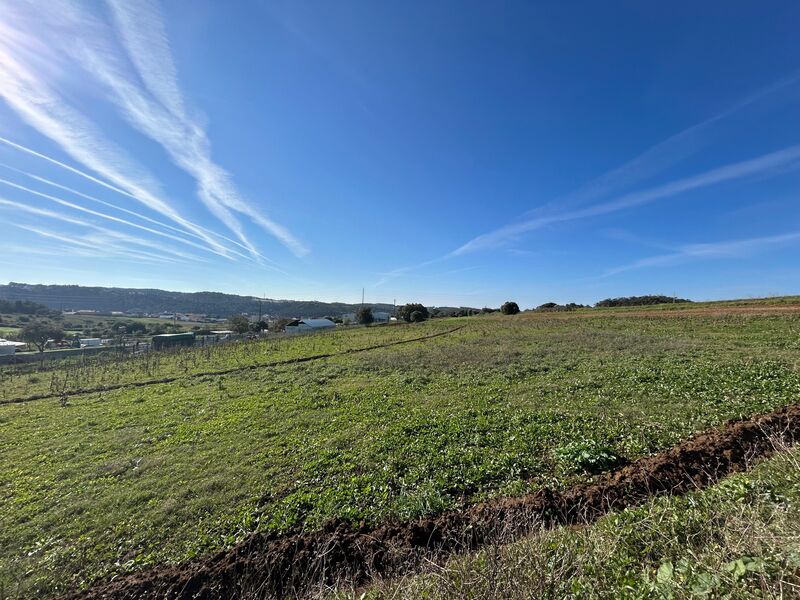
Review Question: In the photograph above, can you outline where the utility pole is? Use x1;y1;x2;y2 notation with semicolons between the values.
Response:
361;287;365;307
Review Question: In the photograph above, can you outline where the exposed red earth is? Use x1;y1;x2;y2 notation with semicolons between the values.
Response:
66;402;800;600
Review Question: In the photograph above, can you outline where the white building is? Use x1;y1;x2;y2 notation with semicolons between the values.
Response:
0;339;26;356
285;318;336;334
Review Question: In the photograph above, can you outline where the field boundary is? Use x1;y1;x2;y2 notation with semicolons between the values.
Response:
0;325;465;406
66;402;800;600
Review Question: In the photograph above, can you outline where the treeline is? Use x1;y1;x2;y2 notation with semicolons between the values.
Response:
594;295;692;308
535;302;588;312
0;299;53;315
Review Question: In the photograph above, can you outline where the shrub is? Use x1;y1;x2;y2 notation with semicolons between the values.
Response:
409;310;424;323
20;320;64;352
356;307;374;325
397;303;429;322
553;439;622;475
227;314;251;334
500;301;520;315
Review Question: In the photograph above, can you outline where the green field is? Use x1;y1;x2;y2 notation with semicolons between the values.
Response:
0;313;205;343
2;303;800;597
367;444;800;599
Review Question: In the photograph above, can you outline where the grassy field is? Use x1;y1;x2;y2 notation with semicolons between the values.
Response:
1;303;800;597
0;313;205;342
364;444;800;599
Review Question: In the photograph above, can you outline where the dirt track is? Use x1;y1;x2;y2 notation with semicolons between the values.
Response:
66;402;800;600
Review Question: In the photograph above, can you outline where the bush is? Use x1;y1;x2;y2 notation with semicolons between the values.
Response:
20;320;64;352
553;439;623;475
227;314;251;334
500;301;520;315
409;310;424;323
397;303;429;322
356;307;374;325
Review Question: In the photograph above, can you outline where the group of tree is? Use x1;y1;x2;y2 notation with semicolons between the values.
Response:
535;302;587;312
397;303;430;322
227;314;253;334
594;295;692;308
20;320;65;352
500;301;520;315
0;299;55;316
429;307;482;318
356;306;375;325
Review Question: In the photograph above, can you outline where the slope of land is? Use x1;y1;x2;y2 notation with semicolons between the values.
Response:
1;299;800;598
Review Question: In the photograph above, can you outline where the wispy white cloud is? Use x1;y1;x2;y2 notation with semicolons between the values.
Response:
451;72;800;256
0;16;234;258
0;0;306;262
451;144;800;256
0;168;270;265
93;0;308;257
0;139;270;262
16;224;185;265
603;230;800;277
0;196;203;263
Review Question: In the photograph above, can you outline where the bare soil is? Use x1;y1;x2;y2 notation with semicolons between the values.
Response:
66;402;800;600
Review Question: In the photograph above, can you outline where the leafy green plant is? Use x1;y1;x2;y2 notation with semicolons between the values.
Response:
552;439;623;474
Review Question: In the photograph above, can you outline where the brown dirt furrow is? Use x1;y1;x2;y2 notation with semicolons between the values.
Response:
0;326;464;406
66;402;800;600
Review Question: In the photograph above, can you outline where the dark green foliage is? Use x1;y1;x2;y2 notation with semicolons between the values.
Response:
536;302;586;312
356;307;375;325
553;439;623;474
19;320;64;352
398;303;429;322
595;295;692;308
227;314;251;334
0;298;52;315
501;301;520;315
110;321;147;334
410;310;424;322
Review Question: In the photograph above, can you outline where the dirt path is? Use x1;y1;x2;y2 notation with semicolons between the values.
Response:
65;402;800;600
0;326;465;406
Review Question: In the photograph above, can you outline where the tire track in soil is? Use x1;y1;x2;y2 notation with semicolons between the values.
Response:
66;402;800;600
0;326;465;406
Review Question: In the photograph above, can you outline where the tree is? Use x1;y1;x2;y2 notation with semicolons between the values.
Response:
409;310;425;323
500;301;520;315
20;320;64;352
397;303;429;322
356;306;374;325
227;314;251;334
253;320;269;332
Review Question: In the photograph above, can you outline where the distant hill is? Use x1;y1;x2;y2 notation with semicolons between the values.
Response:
0;283;395;319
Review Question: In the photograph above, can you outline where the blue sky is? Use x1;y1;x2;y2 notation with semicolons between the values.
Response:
0;1;799;308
